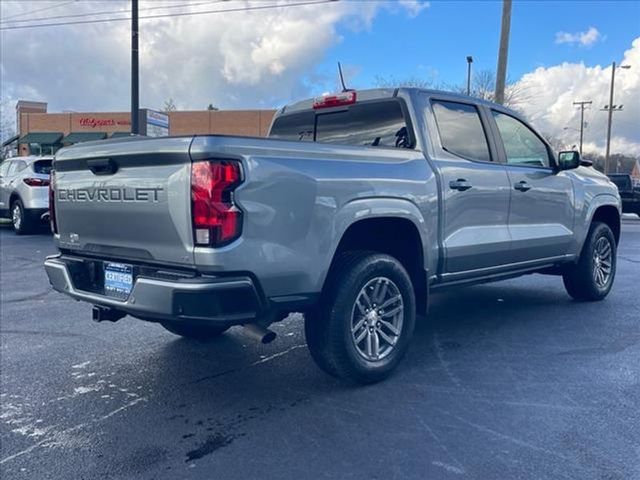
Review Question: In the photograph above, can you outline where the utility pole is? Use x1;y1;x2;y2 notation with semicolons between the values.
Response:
602;62;631;174
466;56;473;96
131;0;139;135
572;100;592;157
494;0;512;105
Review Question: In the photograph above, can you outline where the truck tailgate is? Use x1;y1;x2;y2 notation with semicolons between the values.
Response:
53;136;195;267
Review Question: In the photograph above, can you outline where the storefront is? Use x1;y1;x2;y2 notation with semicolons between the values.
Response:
8;100;276;157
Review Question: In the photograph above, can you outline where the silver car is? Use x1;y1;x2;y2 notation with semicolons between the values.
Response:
0;156;52;234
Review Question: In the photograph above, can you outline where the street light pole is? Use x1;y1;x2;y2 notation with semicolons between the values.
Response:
604;61;616;174
131;0;139;135
572;100;592;157
603;62;630;174
466;56;473;96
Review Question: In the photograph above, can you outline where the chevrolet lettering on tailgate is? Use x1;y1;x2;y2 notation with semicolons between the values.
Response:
57;187;163;202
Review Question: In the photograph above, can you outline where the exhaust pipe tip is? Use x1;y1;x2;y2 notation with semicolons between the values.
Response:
243;323;277;344
261;330;277;344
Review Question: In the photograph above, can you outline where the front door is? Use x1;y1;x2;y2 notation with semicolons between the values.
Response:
429;99;512;277
0;161;13;212
489;110;575;263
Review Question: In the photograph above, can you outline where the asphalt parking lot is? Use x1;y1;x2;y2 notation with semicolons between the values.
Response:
1;218;639;480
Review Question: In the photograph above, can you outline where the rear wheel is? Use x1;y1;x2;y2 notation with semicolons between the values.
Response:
161;322;229;340
562;221;617;301
11;199;34;235
305;251;416;384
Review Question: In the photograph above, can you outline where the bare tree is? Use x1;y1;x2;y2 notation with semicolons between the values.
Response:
374;69;530;110
445;69;530;110
373;75;434;89
1;100;16;143
1;100;17;159
163;98;177;113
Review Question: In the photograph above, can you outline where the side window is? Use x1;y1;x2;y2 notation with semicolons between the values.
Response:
492;111;551;168
431;100;492;162
15;161;28;173
7;162;20;176
0;162;11;177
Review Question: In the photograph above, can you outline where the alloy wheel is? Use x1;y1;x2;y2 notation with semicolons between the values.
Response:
593;236;613;288
351;276;404;361
12;204;22;231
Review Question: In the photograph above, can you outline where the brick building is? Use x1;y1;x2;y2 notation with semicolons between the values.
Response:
8;100;276;157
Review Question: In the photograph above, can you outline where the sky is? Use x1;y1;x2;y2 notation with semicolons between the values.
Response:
1;0;639;156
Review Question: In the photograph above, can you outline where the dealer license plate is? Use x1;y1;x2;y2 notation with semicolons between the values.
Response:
104;262;133;299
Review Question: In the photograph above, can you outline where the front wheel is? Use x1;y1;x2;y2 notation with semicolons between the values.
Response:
161;321;229;341
563;221;617;301
305;251;416;384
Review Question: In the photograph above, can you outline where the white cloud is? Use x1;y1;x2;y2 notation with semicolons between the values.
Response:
555;27;602;47
514;37;640;157
397;0;430;18
0;0;426;122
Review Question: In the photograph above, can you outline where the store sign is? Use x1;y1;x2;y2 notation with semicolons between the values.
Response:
78;117;131;129
145;110;169;137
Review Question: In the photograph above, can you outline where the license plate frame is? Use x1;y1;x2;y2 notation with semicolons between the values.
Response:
104;262;134;299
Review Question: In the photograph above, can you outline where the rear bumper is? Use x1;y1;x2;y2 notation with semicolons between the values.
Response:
44;255;262;325
20;186;49;210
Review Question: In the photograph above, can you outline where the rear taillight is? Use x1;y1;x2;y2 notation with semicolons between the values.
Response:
191;160;243;247
49;170;57;234
23;178;50;187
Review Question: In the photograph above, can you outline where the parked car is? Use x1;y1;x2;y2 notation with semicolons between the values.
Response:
0;156;52;234
607;173;640;217
44;88;621;383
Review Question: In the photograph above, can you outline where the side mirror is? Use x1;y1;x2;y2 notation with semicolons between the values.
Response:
557;151;581;170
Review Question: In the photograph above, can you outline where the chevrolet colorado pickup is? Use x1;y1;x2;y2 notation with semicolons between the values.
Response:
45;88;621;383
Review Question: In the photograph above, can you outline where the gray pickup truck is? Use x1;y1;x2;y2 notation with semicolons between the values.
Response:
45;88;621;383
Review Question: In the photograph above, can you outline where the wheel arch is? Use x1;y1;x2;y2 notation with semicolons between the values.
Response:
9;192;22;208
322;201;429;314
590;203;621;245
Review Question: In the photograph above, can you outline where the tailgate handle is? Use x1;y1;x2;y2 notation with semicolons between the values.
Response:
87;158;118;175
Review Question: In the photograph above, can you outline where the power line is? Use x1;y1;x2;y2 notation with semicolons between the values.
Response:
0;0;223;25
1;0;75;22
0;0;335;31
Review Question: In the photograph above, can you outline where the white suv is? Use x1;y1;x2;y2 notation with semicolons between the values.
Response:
0;156;52;234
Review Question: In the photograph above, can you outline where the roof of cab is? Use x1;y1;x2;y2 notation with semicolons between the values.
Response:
277;87;521;117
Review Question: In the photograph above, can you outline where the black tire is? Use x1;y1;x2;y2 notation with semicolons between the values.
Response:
304;251;416;384
161;322;229;341
11;199;33;235
562;221;617;301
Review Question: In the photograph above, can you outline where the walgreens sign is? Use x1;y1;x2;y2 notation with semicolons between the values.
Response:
78;117;131;128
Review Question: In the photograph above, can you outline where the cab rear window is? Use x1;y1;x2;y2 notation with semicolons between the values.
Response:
269;100;413;149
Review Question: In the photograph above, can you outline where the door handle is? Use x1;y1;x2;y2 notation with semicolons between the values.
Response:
514;181;532;192
449;179;472;191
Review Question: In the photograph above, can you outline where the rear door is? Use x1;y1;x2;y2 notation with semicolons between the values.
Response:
427;98;512;278
53;137;195;267
488;109;575;262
